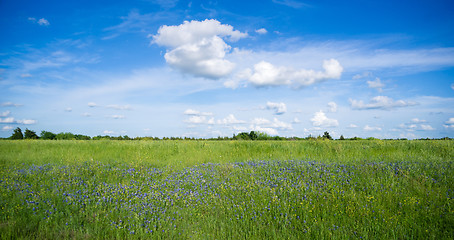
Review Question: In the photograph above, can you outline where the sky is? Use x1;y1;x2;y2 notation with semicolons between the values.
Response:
1;0;454;139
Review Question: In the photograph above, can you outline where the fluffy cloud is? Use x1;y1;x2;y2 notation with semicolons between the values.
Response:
451;83;454;90
245;59;343;88
350;96;418;110
443;118;454;129
250;125;279;136
367;78;385;92
310;111;339;127
327;102;337;113
251;117;292;130
217;114;245;125
347;124;359;128
152;19;248;79
266;101;287;115
184;115;214;124
364;125;382;131
255;28;268;34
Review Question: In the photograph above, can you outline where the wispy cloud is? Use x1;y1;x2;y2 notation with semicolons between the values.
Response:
350;96;418;110
272;0;309;9
2;102;22;107
367;78;385;92
28;17;50;26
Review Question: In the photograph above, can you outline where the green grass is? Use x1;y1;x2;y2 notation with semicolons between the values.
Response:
0;140;453;239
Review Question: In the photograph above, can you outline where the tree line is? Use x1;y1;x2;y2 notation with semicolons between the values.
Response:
2;127;451;141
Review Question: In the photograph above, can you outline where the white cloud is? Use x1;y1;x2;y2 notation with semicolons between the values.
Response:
152;19;248;79
451;83;454;90
2;126;13;131
251;118;270;125
292;117;300;123
310;111;339;127
184;115;215;125
327;102;337;113
420;124;435;131
106;104;132;110
2;102;22;107
364;125;382;131
0;111;11;117
65;107;72;112
444;118;454;129
109;115;125;119
16;119;37;125
367;78;385;92
38;18;50;26
217;114;245;125
411;118;427;123
255;28;268;34
245;59;343;88
183;109;213;116
270;118;292;130
350;96;418;110
400;119;435;131
266;101;287;115
251;125;279;136
250;117;292;130
103;130;115;135
81;112;91;117
0;117;15;123
347;124;359;128
88;102;97;107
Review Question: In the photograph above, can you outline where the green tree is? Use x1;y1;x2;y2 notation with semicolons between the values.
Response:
339;135;345;140
24;129;38;139
322;131;333;140
10;127;24;139
40;131;56;140
249;131;258;140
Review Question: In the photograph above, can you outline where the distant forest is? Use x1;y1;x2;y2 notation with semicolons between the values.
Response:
2;127;452;141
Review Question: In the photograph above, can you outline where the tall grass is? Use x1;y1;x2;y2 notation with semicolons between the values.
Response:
0;140;453;239
0;140;452;168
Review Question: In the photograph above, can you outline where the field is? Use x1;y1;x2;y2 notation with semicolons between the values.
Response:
0;140;453;239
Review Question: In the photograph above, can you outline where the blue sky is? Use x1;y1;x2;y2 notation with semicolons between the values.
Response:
1;0;454;139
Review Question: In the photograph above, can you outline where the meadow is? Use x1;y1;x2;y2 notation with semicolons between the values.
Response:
0;140;453;239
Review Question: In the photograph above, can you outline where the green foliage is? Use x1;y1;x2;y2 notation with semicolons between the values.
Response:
322;131;333;140
339;135;345;140
10;127;23;139
40;131;56;140
55;132;76;140
24;129;39;139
